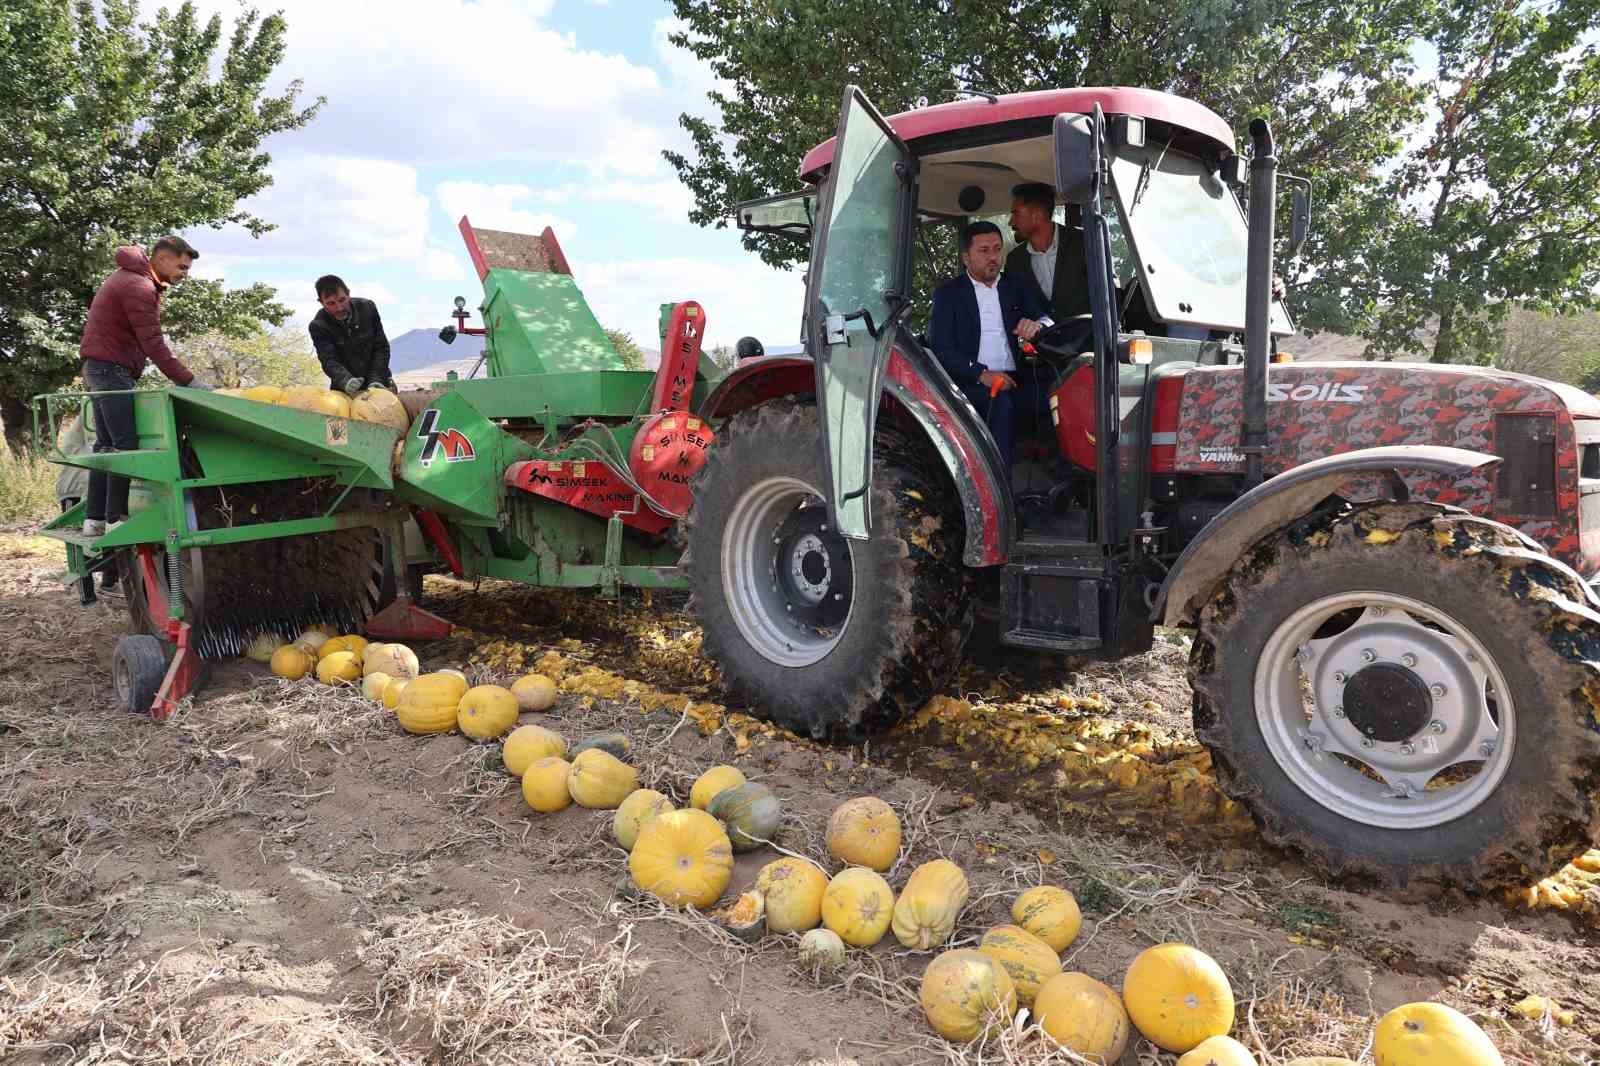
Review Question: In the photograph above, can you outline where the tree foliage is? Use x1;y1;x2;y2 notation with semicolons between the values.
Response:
1355;0;1600;362
665;0;1600;367
604;328;648;371
0;0;320;442
173;328;321;389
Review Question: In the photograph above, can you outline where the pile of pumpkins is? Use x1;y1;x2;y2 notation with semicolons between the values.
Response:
215;383;410;429
502;744;1509;1065
251;633;1509;1064
252;624;566;738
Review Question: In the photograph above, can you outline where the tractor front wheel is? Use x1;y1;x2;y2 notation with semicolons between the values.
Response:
1191;503;1600;888
684;402;968;740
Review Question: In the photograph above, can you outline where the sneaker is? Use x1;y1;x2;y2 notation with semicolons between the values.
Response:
82;518;106;538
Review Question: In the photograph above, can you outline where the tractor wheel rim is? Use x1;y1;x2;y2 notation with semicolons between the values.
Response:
721;475;853;667
114;650;133;706
1254;590;1515;830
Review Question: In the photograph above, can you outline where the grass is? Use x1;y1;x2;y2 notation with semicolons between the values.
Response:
0;446;57;524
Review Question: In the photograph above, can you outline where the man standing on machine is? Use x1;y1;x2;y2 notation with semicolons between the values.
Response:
309;275;395;395
928;221;1049;471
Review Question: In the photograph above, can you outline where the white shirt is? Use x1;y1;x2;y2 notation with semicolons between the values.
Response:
1028;224;1060;300
969;272;1014;372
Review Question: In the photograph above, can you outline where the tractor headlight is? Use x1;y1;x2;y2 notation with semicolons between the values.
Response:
453;295;467;311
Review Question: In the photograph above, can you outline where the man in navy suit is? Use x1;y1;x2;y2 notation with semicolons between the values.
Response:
928;221;1051;470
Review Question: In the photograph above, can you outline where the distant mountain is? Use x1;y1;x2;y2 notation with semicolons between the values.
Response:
387;328;484;375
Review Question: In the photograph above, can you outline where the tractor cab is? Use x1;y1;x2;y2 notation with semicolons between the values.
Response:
739;87;1298;557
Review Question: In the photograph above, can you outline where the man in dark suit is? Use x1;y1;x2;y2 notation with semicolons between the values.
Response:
1006;182;1089;321
928;221;1051;470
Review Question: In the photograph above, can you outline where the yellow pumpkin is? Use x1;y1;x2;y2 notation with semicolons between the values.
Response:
821;866;895;947
364;642;419;679
362;671;393;701
350;387;409;429
282;384;352;418
614;788;674;851
438;668;468;683
978;925;1060;1006
382;678;409;710
1373;1003;1504;1066
215;386;245;397
521;756;572;812
269;643;315;680
457;685;519;740
1123;943;1236;1053
1035;972;1131;1062
1284;1059;1360;1066
690;764;746;810
395;672;468;735
241;385;285;404
1179;1035;1258;1066
567;748;639;808
1012;885;1082;952
245;630;285;662
628;808;733;909
318;634;368;663
891;859;969;950
315;650;362;685
511;673;558;711
755;857;829;934
503;724;566;776
919;948;1017;1042
293;629;330;656
825;796;900;872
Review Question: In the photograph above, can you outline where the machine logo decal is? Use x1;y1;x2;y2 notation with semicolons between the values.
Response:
415;408;476;466
1266;382;1368;403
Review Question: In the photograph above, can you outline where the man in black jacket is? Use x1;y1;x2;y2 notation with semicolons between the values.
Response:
928;221;1050;471
1005;182;1090;321
309;275;395;394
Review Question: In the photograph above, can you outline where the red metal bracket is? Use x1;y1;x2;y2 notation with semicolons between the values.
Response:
366;596;453;641
412;507;465;577
135;544;202;721
654;301;705;413
504;458;674;534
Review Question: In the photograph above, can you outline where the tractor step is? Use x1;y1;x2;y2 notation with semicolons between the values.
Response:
1002;563;1105;648
1000;627;1102;652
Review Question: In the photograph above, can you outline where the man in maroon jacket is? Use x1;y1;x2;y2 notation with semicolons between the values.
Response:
77;236;208;537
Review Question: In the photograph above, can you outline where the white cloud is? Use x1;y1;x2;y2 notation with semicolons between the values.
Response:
435;181;579;243
576;256;803;355
175;0;668;173
198;154;430;266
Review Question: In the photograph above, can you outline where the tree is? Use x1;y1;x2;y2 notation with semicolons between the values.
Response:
162;279;292;343
173;328;322;389
1489;305;1600;386
664;0;1430;329
604;328;648;371
0;0;321;444
1344;0;1600;363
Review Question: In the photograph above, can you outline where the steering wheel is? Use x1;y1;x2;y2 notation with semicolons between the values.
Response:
1024;315;1094;362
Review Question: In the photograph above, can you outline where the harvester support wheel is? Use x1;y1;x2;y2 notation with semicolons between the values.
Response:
685;402;968;740
1190;501;1600;888
114;634;168;716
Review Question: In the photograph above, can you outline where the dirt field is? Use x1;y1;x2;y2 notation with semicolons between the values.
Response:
2;527;1598;1065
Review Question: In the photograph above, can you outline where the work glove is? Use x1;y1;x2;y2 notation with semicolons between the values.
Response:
187;379;216;391
342;377;364;396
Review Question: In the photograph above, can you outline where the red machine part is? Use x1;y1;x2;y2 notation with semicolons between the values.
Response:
1051;365;1098;471
505;457;676;535
628;412;716;516
654;301;706;413
133;544;203;721
1147;374;1185;474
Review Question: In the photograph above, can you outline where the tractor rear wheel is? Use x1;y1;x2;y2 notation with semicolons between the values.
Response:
685;402;968;740
1190;502;1600;888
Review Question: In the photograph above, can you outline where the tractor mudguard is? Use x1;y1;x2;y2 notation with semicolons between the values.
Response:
696;346;1010;567
1154;445;1502;627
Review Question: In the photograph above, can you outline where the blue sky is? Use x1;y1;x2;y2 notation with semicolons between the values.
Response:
179;0;805;354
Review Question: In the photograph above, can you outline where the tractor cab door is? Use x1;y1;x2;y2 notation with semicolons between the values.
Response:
805;85;916;540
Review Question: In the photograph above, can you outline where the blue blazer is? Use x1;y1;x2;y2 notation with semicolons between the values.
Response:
928;272;1048;387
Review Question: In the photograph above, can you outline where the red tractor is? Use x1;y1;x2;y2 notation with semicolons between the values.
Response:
681;86;1600;888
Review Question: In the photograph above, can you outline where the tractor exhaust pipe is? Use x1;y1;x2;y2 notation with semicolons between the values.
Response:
1242;118;1276;489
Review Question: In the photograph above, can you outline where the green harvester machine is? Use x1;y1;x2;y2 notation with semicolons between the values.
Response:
39;218;720;717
